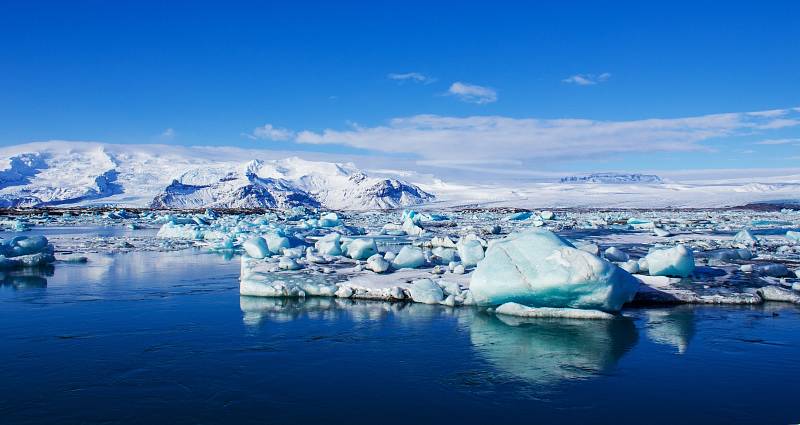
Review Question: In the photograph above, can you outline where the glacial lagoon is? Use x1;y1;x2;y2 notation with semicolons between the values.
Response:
1;219;799;424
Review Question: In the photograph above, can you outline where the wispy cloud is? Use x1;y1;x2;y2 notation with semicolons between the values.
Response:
387;72;435;84
446;82;497;104
562;72;611;86
248;124;295;141
290;107;800;164
754;138;800;145
158;128;176;141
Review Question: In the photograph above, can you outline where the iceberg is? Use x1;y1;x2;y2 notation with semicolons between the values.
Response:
754;263;792;278
469;229;639;311
0;235;56;269
576;243;600;256
430;247;457;264
5;235;49;256
653;227;672;237
365;254;390;273
604;246;629;262
505;211;532;221
757;286;800;303
457;239;485;267
347;238;378;260
402;217;425;236
619;260;640;274
733;228;758;246
391;246;425;269
409;279;444;304
644;245;695;277
318;212;341;228
708;248;751;262
263;232;291;255
242;237;269;259
278;256;302;270
315;233;342;256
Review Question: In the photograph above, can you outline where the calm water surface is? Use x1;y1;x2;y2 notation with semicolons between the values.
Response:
1;244;799;424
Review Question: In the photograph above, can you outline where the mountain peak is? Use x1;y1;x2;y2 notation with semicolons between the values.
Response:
0;142;434;210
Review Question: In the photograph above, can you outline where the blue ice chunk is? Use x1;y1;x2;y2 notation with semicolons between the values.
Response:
409;279;444;304
315;233;342;256
242;237;269;259
391;246;425;269
644;245;695;277
347;238;378;260
505;211;532;221
469;229;639;312
733;229;758;246
457;239;485;267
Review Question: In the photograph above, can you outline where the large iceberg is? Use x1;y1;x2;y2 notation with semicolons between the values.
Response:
469;229;639;311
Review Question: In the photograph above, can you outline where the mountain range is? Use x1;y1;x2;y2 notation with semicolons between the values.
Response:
2;141;800;209
0;142;433;209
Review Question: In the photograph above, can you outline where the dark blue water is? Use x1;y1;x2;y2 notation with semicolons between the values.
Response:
1;249;799;424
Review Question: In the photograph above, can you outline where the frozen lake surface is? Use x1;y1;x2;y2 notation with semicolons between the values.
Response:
1;236;799;424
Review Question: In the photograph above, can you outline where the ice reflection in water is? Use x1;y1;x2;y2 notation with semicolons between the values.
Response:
645;306;696;354
241;296;641;386
0;267;52;290
240;296;465;326
470;313;638;385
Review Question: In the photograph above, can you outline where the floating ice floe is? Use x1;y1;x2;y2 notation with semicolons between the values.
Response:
494;302;614;320
756;285;800;303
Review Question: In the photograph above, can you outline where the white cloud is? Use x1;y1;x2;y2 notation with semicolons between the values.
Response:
562;72;611;86
292;107;800;164
249;124;295;141
755;138;800;145
446;82;497;104
159;128;176;141
387;72;435;84
416;159;523;167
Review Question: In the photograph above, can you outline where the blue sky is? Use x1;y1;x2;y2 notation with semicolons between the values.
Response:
1;1;799;180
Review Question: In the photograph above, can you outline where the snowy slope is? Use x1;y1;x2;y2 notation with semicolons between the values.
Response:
0;142;434;209
1;141;799;209
418;179;800;209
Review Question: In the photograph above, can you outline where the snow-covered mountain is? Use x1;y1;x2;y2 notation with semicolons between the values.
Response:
0;142;434;210
149;157;433;209
559;173;663;184
2;141;800;210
